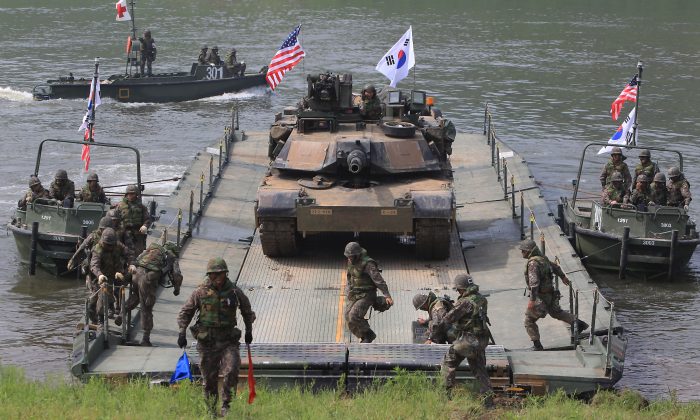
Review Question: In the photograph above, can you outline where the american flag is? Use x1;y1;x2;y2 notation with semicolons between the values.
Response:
610;75;638;121
266;24;305;91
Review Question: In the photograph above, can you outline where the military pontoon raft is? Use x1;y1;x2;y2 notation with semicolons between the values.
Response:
71;106;626;396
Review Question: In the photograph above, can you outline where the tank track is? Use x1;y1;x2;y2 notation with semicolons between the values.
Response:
414;218;451;260
259;217;299;257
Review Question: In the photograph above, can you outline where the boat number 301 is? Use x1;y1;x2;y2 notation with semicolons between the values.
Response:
206;66;224;80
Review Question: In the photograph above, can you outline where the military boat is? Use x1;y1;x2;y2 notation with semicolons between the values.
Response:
7;139;143;275
558;143;699;279
259;72;456;259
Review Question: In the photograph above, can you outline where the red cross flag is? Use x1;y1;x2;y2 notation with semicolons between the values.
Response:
115;0;131;22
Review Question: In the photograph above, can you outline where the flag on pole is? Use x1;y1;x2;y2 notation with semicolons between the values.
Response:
610;75;638;121
78;63;101;171
266;24;305;91
598;108;637;154
246;344;256;404
170;350;193;384
115;0;131;22
376;26;415;87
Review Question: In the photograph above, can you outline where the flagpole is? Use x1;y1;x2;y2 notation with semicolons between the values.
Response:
87;58;99;142
129;0;137;41
631;60;643;146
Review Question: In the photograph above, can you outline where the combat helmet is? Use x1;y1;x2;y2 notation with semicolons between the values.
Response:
412;293;430;310
638;149;651;158
163;241;180;257
126;184;140;194
519;239;538;253
610;172;624;182
653;173;666;183
212;45;219;51
636;174;649;183
454;273;475;290
667;167;681;178
101;227;117;245
87;172;99;182
610;147;623;156
143;29;151;37
107;208;121;222
201;44;208;50
28;175;41;187
344;241;363;257
98;217;112;229
206;257;228;274
362;84;376;95
55;169;68;180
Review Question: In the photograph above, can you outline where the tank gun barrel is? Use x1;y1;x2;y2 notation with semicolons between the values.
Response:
347;150;366;174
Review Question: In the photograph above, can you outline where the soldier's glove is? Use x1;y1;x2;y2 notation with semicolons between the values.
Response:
561;276;571;286
245;330;253;344
177;332;187;349
139;225;148;234
98;274;108;285
128;264;137;274
173;288;180;296
684;205;689;212
115;272;124;281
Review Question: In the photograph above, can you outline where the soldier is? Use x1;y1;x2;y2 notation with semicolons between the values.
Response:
626;174;652;211
359;84;382;120
633;149;659;186
344;242;393;343
206;45;223;66
600;147;632;191
106;208;134;251
18;175;50;210
123;242;182;346
602;172;629;206
198;45;208;65
139;29;156;76
77;172;108;203
177;258;255;417
666;166;692;211
413;292;456;344
649;172;668;206
48;169;75;208
224;47;246;76
117;184;152;257
89;228;133;324
520;239;588;351
67;216;113;288
435;274;493;406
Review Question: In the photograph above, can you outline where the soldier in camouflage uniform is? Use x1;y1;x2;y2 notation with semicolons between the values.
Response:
633;149;659;186
106;208;134;251
600;147;632;191
344;242;394;343
117;184;152;258
435;274;493;406
18;175;49;210
177;258;255;417
206;45;223;66
123;242;182;346
197;45;208;65
224;47;246;76
359;84;382;120
67;216;113;293
77;172;108;203
48;169;75;208
520;239;588;351
626;174;652;211
602;172;629;205
139;30;156;76
666;166;692;211
413;292;456;344
89;228;133;324
649;172;668;206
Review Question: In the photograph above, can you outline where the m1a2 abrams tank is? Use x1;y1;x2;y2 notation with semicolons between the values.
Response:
256;72;457;259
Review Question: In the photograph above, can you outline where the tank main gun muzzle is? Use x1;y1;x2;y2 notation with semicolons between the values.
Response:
347;150;367;174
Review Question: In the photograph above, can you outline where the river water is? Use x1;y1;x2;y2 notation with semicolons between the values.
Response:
0;0;698;400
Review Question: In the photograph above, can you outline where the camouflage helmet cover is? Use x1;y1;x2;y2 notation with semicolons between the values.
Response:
653;172;666;183
344;241;363;257
519;239;537;252
55;169;68;180
412;293;430;310
610;146;623;155
163;241;180;256
611;172;624;182
638;149;651;158
28;175;41;187
126;184;139;194
454;273;475;289
206;257;228;273
101;227;117;245
212;45;219;50
667;166;681;178
98;217;112;229
636;174;649;183
363;84;376;94
87;171;99;182
106;208;121;221
201;44;208;50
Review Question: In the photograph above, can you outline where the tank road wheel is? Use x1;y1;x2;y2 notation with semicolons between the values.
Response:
259;218;299;257
414;219;451;260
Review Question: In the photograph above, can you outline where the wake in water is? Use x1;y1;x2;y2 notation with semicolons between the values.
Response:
0;87;32;102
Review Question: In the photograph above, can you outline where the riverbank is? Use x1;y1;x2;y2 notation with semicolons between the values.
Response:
1;365;698;419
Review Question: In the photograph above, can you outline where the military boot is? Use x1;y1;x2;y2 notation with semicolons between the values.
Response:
530;340;544;351
140;332;152;347
114;315;122;326
360;330;376;343
220;403;229;417
573;319;589;333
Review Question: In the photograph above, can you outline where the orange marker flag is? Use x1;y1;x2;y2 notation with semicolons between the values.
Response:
247;343;256;404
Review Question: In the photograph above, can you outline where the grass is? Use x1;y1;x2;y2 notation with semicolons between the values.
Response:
1;365;699;419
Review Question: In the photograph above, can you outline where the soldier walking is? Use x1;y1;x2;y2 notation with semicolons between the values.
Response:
123;242;182;346
177;258;255;417
48;169;75;207
67;216;113;292
413;292;456;344
90;228;133;324
520;239;588;351
435;274;493;406
117;184;152;257
344;242;393;343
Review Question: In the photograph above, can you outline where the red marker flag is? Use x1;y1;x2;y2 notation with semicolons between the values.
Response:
247;343;256;404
